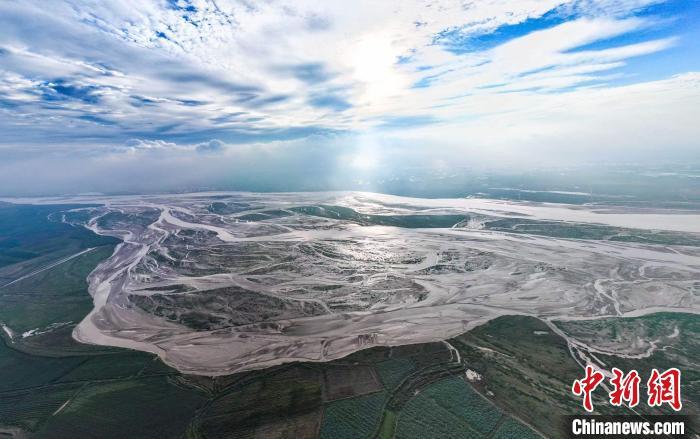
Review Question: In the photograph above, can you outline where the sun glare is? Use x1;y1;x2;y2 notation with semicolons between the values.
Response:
350;152;379;169
348;32;407;103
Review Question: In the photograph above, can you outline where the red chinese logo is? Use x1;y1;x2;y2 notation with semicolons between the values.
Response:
609;367;640;408
647;368;682;411
572;365;605;412
572;367;682;412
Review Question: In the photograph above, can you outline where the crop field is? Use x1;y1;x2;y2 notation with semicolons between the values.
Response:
428;378;503;434
0;203;116;270
198;367;323;439
396;392;479;438
375;358;416;390
0;245;115;335
401;343;452;369
0;341;85;392
34;377;207;439
319;391;388;439
0;384;82;431
54;352;162;383
394;377;505;438
449;316;583;438
323;365;383;401
492;418;541;439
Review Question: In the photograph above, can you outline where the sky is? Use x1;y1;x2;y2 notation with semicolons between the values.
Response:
0;0;699;195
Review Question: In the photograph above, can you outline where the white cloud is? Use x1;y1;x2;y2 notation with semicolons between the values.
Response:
391;73;700;163
120;138;179;153
1;1;675;132
196;139;226;153
0;0;696;183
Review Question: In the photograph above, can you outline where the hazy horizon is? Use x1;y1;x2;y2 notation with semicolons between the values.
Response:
1;0;699;196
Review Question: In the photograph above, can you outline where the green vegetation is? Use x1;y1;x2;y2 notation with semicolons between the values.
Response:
0;341;85;392
35;377;206;439
0;203;116;269
207;201;251;214
55;353;159;383
96;209;160;230
449;316;582;438
0;246;115;334
483;217;700;246
291;205;467;228
0;258;204;438
375;358;416;390
237;209;293;221
0;203;119;347
555;313;700;416
0;384;83;432
198;367;323;439
492;418;541;439
316;340;538;439
395;377;502;438
450;314;700;438
323;365;383;400
377;410;397;439
320;391;387;439
0;204;207;438
556;312;699;359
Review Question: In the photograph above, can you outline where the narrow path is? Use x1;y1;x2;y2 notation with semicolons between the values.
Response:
0;247;95;289
442;340;461;364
